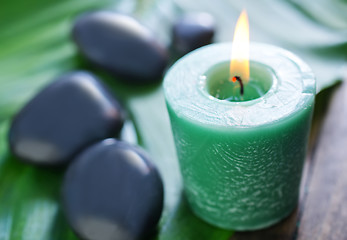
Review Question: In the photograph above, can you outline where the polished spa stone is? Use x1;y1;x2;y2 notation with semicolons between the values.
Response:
72;11;169;84
172;13;215;57
62;139;164;240
9;71;125;166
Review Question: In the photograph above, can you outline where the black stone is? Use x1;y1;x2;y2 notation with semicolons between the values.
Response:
72;11;169;84
9;71;125;166
62;139;164;240
172;13;215;57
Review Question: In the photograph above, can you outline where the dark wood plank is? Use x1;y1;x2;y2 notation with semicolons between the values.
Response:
297;82;347;240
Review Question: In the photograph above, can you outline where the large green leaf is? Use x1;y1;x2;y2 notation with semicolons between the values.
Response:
0;122;77;240
0;0;346;239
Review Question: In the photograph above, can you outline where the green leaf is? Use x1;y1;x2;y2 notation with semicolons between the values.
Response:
0;121;77;240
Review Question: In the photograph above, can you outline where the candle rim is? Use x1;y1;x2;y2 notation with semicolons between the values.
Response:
164;42;316;128
200;60;277;104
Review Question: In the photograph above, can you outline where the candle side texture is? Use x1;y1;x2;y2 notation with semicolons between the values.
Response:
166;102;313;230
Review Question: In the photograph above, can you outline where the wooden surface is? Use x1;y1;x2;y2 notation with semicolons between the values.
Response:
230;82;347;240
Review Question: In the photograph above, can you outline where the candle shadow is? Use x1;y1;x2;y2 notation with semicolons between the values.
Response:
229;208;299;240
309;81;342;152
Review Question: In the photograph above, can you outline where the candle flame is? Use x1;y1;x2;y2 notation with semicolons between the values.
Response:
230;10;249;83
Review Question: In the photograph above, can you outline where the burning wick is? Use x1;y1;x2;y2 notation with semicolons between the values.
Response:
231;75;244;96
229;10;249;97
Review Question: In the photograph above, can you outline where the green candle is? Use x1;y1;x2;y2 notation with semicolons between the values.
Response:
163;42;315;230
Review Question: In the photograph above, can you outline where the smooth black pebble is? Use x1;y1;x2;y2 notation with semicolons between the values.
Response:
9;71;125;166
172;13;215;57
62;139;164;240
72;11;169;84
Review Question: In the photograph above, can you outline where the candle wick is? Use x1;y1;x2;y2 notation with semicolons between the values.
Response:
232;76;244;96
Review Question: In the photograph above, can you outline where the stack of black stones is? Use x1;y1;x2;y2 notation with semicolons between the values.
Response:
8;10;215;240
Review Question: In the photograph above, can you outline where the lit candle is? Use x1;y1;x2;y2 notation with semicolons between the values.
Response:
163;11;315;230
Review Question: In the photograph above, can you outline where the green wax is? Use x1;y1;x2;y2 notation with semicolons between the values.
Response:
164;43;315;230
205;61;273;101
